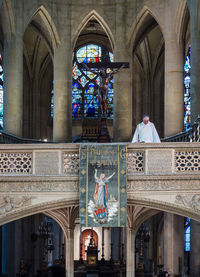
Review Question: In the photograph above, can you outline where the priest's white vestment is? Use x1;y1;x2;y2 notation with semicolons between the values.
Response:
132;121;161;143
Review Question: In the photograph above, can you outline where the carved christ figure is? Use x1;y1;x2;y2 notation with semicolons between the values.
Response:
83;64;124;117
93;168;115;208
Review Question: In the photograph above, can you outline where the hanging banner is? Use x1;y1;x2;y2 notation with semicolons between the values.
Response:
80;144;126;227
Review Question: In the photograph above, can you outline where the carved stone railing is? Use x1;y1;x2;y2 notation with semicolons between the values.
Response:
0;143;199;176
162;117;200;142
1;143;200;225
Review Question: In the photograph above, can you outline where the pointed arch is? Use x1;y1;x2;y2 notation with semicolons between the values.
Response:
127;6;164;53
174;0;190;46
1;0;15;41
72;10;115;51
0;199;79;226
128;197;200;223
45;206;79;237
24;5;60;53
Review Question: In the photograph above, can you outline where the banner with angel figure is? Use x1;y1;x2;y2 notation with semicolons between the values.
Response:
80;144;126;227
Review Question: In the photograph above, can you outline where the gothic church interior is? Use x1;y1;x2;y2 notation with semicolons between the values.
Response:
0;1;199;277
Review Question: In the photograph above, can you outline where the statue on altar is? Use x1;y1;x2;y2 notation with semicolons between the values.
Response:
85;232;99;265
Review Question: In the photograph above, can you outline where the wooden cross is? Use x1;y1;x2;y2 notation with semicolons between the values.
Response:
78;47;129;118
78;47;129;142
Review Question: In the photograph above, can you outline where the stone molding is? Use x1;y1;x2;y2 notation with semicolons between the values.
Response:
0;143;200;225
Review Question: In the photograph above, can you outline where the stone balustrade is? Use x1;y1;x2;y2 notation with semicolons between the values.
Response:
0;142;199;176
0;142;200;225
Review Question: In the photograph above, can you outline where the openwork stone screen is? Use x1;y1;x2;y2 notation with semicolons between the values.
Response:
175;151;200;171
63;152;79;174
127;151;144;173
0;153;32;174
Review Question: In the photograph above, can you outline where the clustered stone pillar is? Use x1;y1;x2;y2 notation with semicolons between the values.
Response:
113;2;132;142
104;227;111;260
126;227;136;277
53;43;72;142
3;34;23;137
164;36;184;136
163;213;184;277
190;220;200;277
53;4;72;143
65;228;74;277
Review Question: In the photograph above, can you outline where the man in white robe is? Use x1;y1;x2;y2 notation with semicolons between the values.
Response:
132;115;161;143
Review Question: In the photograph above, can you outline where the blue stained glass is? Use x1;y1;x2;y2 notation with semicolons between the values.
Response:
95;76;101;86
76;44;101;63
185;226;190;252
86;70;97;79
79;75;88;87
72;44;114;119
72;82;82;118
51;91;54;118
184;46;191;131
184;56;191;73
109;52;114;62
185;218;190;252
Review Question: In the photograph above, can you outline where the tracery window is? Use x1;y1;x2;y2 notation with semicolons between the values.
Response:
185;217;190;252
72;44;114;119
184;46;191;131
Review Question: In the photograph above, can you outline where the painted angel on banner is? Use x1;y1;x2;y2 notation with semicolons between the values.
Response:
93;168;115;209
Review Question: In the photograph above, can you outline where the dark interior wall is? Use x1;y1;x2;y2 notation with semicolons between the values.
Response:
132;22;165;138
23;23;53;140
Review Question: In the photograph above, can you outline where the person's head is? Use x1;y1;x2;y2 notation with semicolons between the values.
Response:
100;173;105;180
143;115;150;125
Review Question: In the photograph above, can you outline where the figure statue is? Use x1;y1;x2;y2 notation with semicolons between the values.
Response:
83;64;124;117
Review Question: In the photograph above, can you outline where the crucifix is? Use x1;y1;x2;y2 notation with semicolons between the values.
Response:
78;47;129;142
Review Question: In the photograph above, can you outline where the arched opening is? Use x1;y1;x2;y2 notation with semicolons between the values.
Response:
72;16;114;142
0;213;65;276
134;212;194;277
81;229;98;260
23;11;54;140
132;13;164;138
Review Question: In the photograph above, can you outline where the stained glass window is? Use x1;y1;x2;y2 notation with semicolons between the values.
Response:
0;55;3;129
72;44;114;119
185;218;190;252
51;81;54;119
184;47;191;131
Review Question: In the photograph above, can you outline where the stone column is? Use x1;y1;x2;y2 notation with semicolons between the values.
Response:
53;4;72;142
113;2;132;142
104;227;111;260
164;37;184;136
163;213;184;277
3;34;23;137
187;0;200;123
65;228;74;277
126;227;136;277
190;220;200;277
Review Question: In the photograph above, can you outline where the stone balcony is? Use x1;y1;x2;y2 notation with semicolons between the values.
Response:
0;142;200;225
